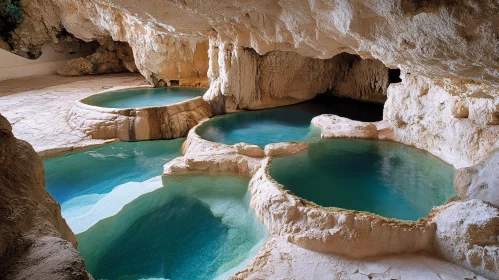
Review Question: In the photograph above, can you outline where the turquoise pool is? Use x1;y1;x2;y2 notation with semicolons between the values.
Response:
196;97;383;147
83;87;206;108
270;139;456;221
44;142;268;280
43;140;183;233
77;175;267;280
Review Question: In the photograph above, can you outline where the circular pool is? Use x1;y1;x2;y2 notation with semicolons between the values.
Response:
82;87;206;108
196;98;383;147
270;139;456;220
68;86;212;141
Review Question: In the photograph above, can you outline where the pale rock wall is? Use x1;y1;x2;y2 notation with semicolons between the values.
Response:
327;53;389;103
58;40;137;76
2;0;209;86
205;40;389;113
384;73;499;168
0;114;90;279
433;200;499;279
0;43;94;81
52;0;209;86
10;0;494;86
7;0;494;103
205;41;335;113
455;148;499;208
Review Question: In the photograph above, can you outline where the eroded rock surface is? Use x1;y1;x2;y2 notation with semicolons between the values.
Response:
455;149;499;208
264;142;309;157
384;73;499;168
433;200;499;279
68;94;213;141
312;114;379;139
205;43;389;113
230;237;485;280
0;114;90;279
5;0;498;87
58;41;137;76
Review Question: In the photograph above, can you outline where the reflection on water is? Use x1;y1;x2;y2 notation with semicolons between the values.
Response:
83;87;206;108
270;139;456;220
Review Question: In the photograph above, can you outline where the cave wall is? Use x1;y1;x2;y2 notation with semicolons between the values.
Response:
3;0;497;86
205;40;390;113
385;72;499;168
58;40;137;76
0;43;94;81
0;114;90;279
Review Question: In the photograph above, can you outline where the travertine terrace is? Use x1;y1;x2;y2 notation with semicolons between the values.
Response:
0;0;498;279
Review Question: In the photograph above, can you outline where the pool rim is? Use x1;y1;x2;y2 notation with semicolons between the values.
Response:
79;85;209;110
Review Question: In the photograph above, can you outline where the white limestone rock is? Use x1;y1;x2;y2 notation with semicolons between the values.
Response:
433;200;499;279
68;92;213;141
455;149;499;208
234;142;265;158
7;0;498;87
230;237;485;280
384;73;499;168
264;142;309;157
312;114;379;139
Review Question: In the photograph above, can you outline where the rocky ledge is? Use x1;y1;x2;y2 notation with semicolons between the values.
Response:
68;87;212;141
0;114;90;280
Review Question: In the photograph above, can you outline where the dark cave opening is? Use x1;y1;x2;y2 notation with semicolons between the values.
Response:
388;68;402;83
302;94;384;122
169;80;180;86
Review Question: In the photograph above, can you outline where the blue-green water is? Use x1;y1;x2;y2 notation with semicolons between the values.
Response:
43;140;183;232
77;175;268;280
270;139;456;221
44;141;268;279
196;98;383;147
83;87;206;108
44;140;183;205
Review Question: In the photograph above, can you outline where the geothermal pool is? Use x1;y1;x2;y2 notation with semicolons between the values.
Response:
270;139;456;220
44;141;267;279
197;97;383;147
82;87;206;108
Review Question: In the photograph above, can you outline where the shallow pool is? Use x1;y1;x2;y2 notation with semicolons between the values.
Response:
196;97;383;147
270;139;456;220
82;87;206;108
43;140;183;232
44;141;268;279
77;175;267;280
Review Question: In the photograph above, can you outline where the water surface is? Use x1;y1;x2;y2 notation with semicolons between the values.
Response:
77;175;268;280
43;140;183;231
83;87;206;108
197;97;383;147
270;139;456;220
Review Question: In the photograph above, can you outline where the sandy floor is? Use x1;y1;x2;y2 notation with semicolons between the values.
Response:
0;73;146;157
